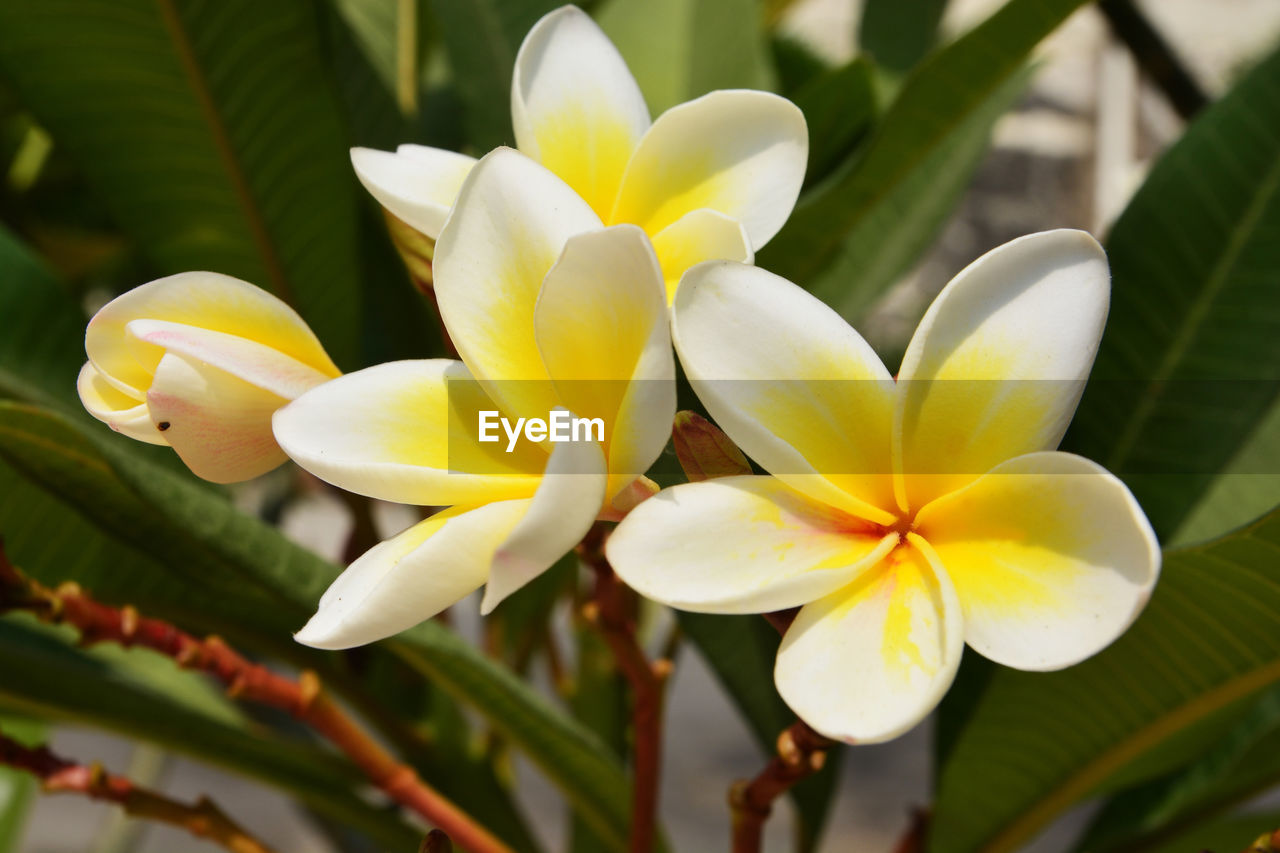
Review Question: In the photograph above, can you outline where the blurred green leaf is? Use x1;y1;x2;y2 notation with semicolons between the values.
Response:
0;0;365;367
792;57;877;188
596;0;776;114
569;614;627;853
0;715;41;853
0;617;419;849
678;612;840;853
431;0;560;149
1136;810;1280;853
859;0;948;75
759;0;1085;318
1076;684;1280;852
930;506;1280;853
1065;44;1280;542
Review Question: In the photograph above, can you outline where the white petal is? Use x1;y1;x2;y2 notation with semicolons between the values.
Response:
607;475;897;615
895;230;1110;510
127;320;332;400
86;272;338;395
480;431;608;614
295;501;529;650
651;208;753;303
533;225;674;500
272;360;544;507
914;451;1160;671
351;145;477;239
77;362;166;446
146;352;289;483
673;261;898;524
433;148;602;422
612;90;808;248
512;5;649;219
775;538;964;744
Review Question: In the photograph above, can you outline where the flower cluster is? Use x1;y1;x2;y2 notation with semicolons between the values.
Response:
76;5;1159;742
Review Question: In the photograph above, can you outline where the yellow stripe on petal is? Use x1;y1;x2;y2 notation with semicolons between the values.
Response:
76;362;165;446
914;451;1160;671
774;539;963;744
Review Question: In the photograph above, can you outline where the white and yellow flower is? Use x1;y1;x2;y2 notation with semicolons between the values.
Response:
273;148;675;649
350;4;807;301
607;230;1161;743
77;273;340;483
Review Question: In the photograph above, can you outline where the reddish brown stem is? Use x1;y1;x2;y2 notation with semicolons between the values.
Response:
0;546;512;853
0;731;275;853
579;523;667;853
729;722;836;853
1243;828;1280;852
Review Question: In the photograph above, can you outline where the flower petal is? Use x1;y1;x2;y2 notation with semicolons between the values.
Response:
295;501;529;650
895;230;1110;510
350;145;477;239
607;475;897;615
146;352;290;483
611;90;808;248
77;362;165;445
272;360;545;507
533;225;674;500
512;5;649;220
673;261;898;524
86;272;339;395
480;431;608;614
127;320;332;400
775;538;963;744
433;148;602;422
914;451;1160;671
651;208;753;303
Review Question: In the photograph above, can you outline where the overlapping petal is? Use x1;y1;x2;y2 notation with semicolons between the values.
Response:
775;538;963;743
611;90;807;248
77;362;164;445
895;230;1110;510
673;261;898;524
607;476;897;615
650;209;752;303
480;432;608;614
915;451;1160;671
434;148;602;423
533;225;674;501
512;5;650;220
294;501;530;650
272;360;545;507
350;145;477;239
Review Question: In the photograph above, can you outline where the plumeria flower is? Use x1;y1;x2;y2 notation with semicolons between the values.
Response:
273;148;675;649
351;4;807;301
607;230;1161;743
77;273;340;483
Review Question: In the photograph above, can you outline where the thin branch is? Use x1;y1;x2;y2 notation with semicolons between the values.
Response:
729;722;836;853
0;545;513;853
1097;0;1208;121
579;523;668;853
0;731;276;853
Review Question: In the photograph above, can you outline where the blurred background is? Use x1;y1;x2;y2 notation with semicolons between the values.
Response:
3;0;1279;851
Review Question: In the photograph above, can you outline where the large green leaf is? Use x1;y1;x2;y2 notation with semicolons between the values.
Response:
791;57;877;189
1066;44;1280;542
930;507;1280;853
1141;811;1280;853
0;617;419;849
859;0;948;75
0;0;365;367
758;0;1084;315
0;400;633;851
678;612;841;853
595;0;776;114
0;715;41;853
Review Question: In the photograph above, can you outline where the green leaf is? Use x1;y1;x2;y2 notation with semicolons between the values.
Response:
678;612;841;853
0;0;365;367
431;0;560;149
1065;44;1280;542
0;617;419;849
758;0;1084;315
858;0;948;75
595;0;776;114
0;715;41;853
1132;810;1280;853
930;506;1280;853
1076;684;1280;852
791;57;877;188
